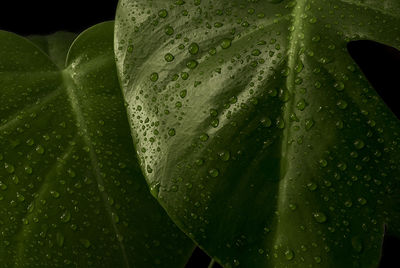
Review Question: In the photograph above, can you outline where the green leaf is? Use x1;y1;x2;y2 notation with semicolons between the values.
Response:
115;0;400;267
27;32;77;69
0;21;194;267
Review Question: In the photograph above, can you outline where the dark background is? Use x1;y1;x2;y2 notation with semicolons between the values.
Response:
0;1;398;267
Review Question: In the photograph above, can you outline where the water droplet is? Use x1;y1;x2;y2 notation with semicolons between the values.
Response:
285;249;294;260
261;117;272;127
150;72;159;82
220;38;232;49
319;159;328;167
35;145;45;154
336;100;348;109
295;61;304;73
186;59;198;69
314;256;322;263
60;210;71;223
50;190;60;199
307;182;317;191
158;9;168;18
251;49;261;56
211;119;219;128
305;119;314;131
209;168;219;177
199;133;209;142
4;163;15;174
188;42;199;55
165;53;175;62
357;197;367;205
80;239;91;248
313;212;327;223
334;81;345;91
219;150;230;161
353;139;365;150
168;128;176;136
56;232;65;247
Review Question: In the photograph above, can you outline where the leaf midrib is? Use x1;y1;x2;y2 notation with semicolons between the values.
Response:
61;68;131;268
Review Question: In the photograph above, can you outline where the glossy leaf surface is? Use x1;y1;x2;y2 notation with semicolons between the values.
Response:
0;22;194;267
115;1;400;267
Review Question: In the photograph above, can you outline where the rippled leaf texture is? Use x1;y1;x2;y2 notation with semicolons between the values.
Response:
0;21;194;267
115;0;400;267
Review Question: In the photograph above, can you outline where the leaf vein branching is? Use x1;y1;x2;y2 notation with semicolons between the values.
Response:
0;87;63;131
13;137;77;266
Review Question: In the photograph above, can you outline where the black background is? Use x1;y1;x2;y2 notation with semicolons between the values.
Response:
0;1;398;267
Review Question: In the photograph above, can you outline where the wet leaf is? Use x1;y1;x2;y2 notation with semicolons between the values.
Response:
115;1;400;267
0;22;194;267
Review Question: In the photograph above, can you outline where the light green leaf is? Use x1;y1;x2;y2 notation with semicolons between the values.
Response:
0;21;194;267
115;0;400;267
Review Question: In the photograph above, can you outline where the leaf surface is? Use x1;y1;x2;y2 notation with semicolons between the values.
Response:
115;0;400;267
27;32;77;68
0;21;194;267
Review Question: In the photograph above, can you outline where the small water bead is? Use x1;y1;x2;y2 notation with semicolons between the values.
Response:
199;133;209;142
180;90;187;98
26;138;34;146
357;197;367;205
211;119;219;128
80;239;91;248
158;9;168;18
188;42;199;55
165;26;174;35
295;61;304;73
186;60;198;69
165;53;175;62
305;119;314;130
55;232;65;247
296;99;307;111
319;159;327;167
285;249;294;260
50;190;60;198
209;168;219;177
210;109;218;117
307;182;317;191
16;192;25;202
276;117;285;129
220;38;232;49
60;210;71;223
25;166;33;174
334;81;345;91
260;117;272;127
4;163;15;174
336;100;348;109
150;72;159;82
219;150;230;161
344;200;352;207
127;45;134;53
181;72;189;80
314;256;322;263
313;212;327;223
251;49;261;56
168;128;176;136
353;139;365;149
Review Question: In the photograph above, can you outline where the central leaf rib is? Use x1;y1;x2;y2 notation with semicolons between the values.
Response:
62;70;130;268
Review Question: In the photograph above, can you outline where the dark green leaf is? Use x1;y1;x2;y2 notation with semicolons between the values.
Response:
115;1;400;267
0;21;194;267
